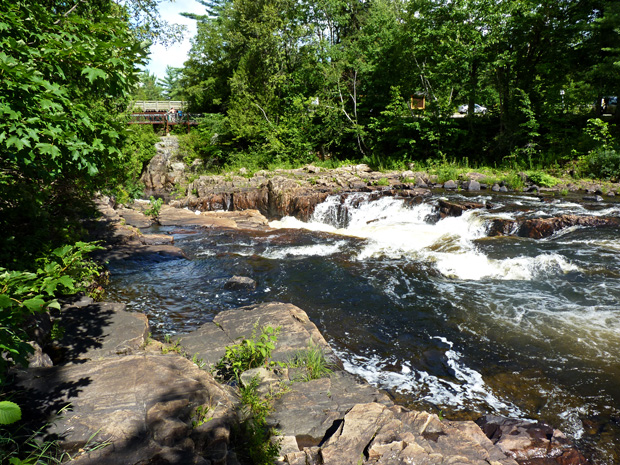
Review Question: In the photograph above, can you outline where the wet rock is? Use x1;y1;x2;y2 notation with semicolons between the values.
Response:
224;275;257;291
266;176;330;220
487;218;520;236
438;199;486;218
487;215;620;239
518;215;619;239
476;415;588;464
582;195;604;202
16;354;237;465
443;179;458;189
492;183;501;192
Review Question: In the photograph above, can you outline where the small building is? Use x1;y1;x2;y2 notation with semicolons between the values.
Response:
410;94;426;110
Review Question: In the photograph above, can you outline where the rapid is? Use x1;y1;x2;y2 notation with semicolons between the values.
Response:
107;192;620;463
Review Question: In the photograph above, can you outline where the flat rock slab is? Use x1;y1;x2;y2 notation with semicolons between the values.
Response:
90;198;187;263
116;207;154;229
56;298;149;363
158;205;269;230
16;354;237;465
285;403;518;465
175;302;338;368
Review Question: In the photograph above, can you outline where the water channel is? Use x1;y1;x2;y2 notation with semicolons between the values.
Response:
107;192;620;463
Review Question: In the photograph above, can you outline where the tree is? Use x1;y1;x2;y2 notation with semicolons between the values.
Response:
0;0;147;265
133;70;165;100
159;66;185;100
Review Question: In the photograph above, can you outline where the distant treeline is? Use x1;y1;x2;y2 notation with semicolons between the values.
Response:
172;0;620;167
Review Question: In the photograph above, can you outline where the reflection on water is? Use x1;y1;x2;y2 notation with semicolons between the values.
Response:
107;193;620;463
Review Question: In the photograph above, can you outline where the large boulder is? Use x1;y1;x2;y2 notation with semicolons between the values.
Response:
517;214;620;239
175;302;339;368
141;136;187;196
54;298;149;363
438;199;486;218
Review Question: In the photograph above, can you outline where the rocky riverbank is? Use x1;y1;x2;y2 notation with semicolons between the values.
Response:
141;136;619;224
12;198;590;464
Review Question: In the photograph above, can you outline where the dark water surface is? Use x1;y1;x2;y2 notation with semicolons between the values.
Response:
107;193;620;463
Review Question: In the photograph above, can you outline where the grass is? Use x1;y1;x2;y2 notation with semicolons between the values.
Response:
288;340;333;381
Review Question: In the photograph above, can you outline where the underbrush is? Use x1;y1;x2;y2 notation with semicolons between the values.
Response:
0;241;105;464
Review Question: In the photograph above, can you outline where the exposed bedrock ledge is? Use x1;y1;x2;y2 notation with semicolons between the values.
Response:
487;214;620;239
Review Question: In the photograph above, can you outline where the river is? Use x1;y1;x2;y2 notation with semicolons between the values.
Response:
107;192;620;463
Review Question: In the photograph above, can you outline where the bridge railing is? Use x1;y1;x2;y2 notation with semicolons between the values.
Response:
131;100;186;112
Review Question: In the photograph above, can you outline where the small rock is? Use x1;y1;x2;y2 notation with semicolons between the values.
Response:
240;367;282;397
492;183;501;192
224;276;257;291
443;180;458;189
583;195;604;202
500;186;508;192
27;341;53;368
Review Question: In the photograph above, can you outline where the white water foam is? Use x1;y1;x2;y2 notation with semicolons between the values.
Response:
260;240;347;259
335;337;524;417
269;194;580;281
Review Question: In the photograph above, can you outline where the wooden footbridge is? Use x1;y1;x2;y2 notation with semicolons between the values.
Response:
129;101;200;132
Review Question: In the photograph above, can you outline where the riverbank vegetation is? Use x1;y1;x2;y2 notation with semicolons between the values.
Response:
174;0;620;180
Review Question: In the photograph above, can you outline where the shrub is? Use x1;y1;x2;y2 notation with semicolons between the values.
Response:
527;171;559;187
143;196;163;219
581;149;620;181
213;325;280;383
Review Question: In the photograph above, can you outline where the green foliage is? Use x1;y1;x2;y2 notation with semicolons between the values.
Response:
191;405;212;428
527;171;559;188
585;119;614;151
0;402;21;425
111;125;160;202
143;196;164;219
180;0;620;173
0;242;102;383
0;0;147;266
581;149;620;180
132;70;164;100
213;325;280;383
158;66;185;100
0;411;111;464
236;377;282;465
